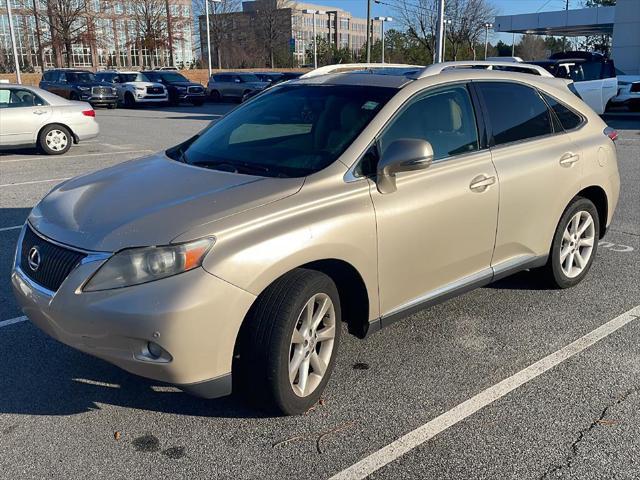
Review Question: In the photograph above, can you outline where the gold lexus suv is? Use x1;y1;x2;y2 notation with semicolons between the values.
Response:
12;62;620;415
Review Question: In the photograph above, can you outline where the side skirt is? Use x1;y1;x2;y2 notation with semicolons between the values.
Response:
365;254;548;337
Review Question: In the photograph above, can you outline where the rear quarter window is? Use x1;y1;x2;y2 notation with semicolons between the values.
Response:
541;93;584;131
477;82;553;146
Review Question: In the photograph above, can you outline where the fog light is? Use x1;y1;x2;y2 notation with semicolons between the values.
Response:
147;341;164;359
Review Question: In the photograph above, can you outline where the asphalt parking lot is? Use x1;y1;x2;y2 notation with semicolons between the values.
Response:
0;105;638;480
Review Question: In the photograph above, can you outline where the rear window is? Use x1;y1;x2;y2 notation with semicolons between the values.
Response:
477;82;552;146
541;93;584;131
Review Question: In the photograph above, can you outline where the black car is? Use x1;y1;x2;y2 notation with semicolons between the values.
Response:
142;71;206;106
254;72;284;84
40;69;118;108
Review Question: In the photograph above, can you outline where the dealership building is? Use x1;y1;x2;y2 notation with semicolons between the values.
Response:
494;0;640;74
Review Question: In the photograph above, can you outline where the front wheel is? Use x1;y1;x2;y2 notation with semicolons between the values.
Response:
38;124;72;155
541;197;599;288
235;269;341;415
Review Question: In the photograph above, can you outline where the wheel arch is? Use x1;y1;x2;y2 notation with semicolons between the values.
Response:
37;122;79;145
577;185;608;238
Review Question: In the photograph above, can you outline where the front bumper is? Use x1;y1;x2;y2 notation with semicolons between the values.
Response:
80;94;117;105
135;95;168;103
11;227;256;397
177;93;206;102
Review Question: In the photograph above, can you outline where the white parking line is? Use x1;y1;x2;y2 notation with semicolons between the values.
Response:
0;225;22;232
0;148;153;164
329;305;640;480
0;316;28;329
0;177;70;188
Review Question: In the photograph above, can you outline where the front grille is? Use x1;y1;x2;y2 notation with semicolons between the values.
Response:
92;86;112;96
630;82;640;93
147;86;163;95
20;226;86;292
187;86;204;94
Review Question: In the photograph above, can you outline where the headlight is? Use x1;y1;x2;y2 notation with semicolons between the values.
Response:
111;87;117;94
78;86;90;91
176;86;187;92
135;86;145;91
83;238;214;292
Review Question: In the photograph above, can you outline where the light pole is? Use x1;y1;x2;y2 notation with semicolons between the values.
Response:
374;17;392;63
5;0;21;84
303;9;325;69
443;18;452;61
434;0;445;63
366;0;372;62
484;22;493;60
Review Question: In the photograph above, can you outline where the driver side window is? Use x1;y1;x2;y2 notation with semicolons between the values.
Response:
379;84;479;162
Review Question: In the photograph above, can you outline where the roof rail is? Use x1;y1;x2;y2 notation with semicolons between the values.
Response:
300;63;423;79
413;61;554;79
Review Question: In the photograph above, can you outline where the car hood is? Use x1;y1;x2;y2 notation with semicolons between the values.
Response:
168;81;201;87
29;153;304;252
123;81;165;89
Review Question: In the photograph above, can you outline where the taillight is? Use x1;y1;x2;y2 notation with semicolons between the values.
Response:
82;109;95;117
604;127;618;142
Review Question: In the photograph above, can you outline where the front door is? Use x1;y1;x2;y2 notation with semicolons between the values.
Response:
369;84;499;318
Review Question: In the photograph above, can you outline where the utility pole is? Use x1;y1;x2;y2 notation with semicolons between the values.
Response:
366;0;372;62
484;22;493;60
165;0;174;67
434;0;445;63
5;0;21;83
374;17;392;63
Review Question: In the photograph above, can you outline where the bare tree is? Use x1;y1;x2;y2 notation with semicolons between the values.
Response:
393;0;439;62
254;0;296;68
193;0;241;68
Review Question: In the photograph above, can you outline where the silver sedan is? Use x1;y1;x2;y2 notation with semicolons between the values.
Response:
0;83;99;155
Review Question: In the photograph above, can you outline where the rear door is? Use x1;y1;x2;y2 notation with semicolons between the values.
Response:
0;88;52;146
475;81;583;271
571;60;618;114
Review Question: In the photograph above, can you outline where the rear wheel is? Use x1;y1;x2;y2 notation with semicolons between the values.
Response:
541;197;599;288
39;124;72;155
235;269;341;415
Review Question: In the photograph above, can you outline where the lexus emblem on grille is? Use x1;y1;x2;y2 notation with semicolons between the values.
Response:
27;246;41;272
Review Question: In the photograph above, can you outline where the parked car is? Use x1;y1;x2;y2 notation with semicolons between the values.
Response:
12;62;619;415
96;70;168;107
254;72;284;85
142;71;205;106
532;52;617;115
0;84;98;155
609;72;640;111
207;72;270;102
40;69;118;109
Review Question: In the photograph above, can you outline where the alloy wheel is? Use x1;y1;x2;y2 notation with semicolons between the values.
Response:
45;129;68;152
560;210;595;278
288;293;336;397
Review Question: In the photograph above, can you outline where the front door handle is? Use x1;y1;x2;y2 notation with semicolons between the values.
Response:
469;174;496;192
559;152;580;167
33;110;47;115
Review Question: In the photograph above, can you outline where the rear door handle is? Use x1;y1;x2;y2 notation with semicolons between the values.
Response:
469;174;496;192
33;110;47;115
559;152;580;167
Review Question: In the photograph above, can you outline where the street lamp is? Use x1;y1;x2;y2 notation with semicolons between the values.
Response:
484;22;493;60
205;0;222;78
303;9;325;69
443;18;452;61
5;0;21;84
374;16;392;63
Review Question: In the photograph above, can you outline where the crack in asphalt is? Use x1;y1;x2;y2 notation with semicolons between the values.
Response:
540;386;639;479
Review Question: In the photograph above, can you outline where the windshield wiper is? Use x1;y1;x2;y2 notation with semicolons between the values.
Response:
193;160;276;176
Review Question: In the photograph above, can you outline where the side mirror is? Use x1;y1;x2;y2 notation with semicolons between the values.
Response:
234;78;241;83
376;138;434;194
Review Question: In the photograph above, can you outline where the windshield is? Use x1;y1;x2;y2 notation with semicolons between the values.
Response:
159;72;189;82
68;72;96;83
120;73;148;82
175;84;396;178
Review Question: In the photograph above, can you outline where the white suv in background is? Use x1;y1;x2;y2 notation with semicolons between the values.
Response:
96;71;168;107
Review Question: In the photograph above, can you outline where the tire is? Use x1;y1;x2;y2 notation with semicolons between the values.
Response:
235;269;342;415
38;124;72;155
540;197;600;288
124;92;135;108
210;90;221;102
70;92;79;101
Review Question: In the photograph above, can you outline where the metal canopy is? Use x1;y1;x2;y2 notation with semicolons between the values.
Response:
495;6;615;37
